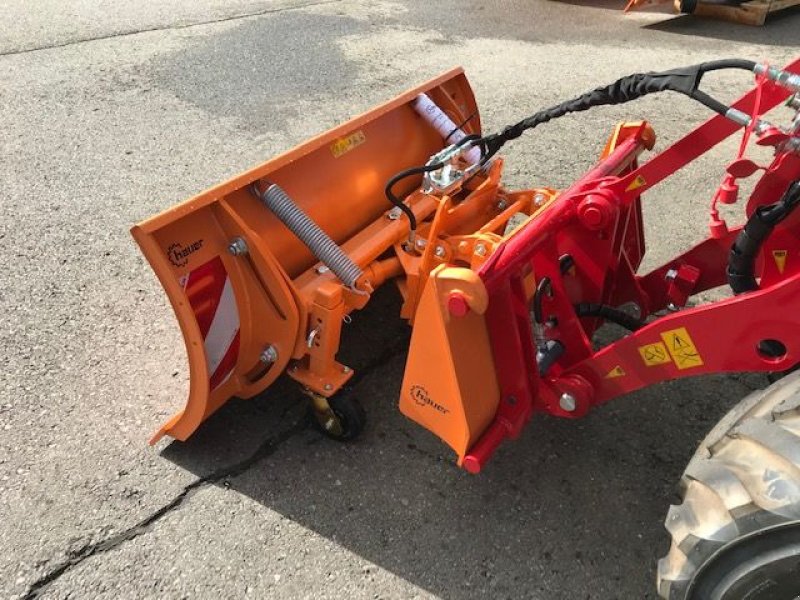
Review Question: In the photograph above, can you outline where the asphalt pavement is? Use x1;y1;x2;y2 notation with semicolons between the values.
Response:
1;1;798;598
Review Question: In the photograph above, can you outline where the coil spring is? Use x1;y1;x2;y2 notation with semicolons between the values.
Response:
259;184;363;289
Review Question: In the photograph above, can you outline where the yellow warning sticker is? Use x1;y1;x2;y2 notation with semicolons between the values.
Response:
605;365;626;378
330;130;366;158
773;249;788;274
626;175;647;192
660;327;704;370
638;342;671;366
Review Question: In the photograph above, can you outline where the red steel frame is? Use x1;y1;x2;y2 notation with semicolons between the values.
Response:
461;58;800;473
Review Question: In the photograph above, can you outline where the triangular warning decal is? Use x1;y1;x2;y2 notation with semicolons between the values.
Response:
773;250;787;274
625;175;647;192
605;365;625;378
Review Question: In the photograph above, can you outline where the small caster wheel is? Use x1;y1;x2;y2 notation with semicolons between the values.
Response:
308;393;366;441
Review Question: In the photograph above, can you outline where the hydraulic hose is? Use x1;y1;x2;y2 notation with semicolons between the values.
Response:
385;60;762;229
384;134;485;233
728;180;800;294
384;162;443;233
574;303;645;331
477;59;758;161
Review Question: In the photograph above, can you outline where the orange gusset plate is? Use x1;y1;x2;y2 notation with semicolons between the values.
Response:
132;68;482;444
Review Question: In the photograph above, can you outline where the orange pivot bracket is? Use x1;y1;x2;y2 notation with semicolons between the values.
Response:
399;265;499;463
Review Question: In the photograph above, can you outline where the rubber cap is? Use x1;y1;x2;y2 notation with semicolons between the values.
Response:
462;455;482;474
447;292;470;317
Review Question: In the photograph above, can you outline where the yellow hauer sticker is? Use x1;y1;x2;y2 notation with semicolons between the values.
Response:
330;130;366;158
605;365;626;378
638;342;671;366
660;327;704;370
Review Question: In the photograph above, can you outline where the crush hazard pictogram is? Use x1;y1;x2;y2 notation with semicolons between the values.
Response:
660;327;703;370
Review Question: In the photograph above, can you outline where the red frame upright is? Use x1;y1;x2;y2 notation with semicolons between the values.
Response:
461;58;800;473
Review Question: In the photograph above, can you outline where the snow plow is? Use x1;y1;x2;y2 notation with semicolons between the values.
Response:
133;58;800;598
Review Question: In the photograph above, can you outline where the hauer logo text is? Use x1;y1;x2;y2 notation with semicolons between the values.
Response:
410;385;450;414
167;240;203;267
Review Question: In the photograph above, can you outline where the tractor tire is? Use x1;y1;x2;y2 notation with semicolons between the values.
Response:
657;371;800;600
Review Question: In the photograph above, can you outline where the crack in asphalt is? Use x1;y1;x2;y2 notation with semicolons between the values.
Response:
0;0;339;58
21;335;409;598
21;418;306;599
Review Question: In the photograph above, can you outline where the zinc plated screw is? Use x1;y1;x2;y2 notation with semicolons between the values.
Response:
228;237;248;256
259;345;278;364
559;393;577;412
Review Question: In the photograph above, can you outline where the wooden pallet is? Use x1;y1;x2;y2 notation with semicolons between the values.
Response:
676;0;800;25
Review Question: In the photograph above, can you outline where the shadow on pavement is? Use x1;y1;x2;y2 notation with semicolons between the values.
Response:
642;8;800;44
158;287;768;598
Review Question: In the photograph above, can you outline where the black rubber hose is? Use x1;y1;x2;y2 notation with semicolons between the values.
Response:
384;162;443;232
728;180;800;294
477;59;757;161
696;58;758;73
574;303;645;331
689;89;732;116
384;135;485;232
533;277;552;324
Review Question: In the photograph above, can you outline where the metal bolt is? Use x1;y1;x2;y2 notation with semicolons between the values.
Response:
665;269;678;281
324;383;333;391
434;245;446;258
228;237;248;256
533;193;547;207
387;207;403;220
559;393;577;412
475;244;487;257
342;366;351;374
306;327;320;348
316;265;330;274
415;238;427;249
259;345;278;364
497;199;508;211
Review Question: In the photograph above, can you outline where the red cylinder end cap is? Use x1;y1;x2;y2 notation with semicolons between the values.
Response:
717;176;739;205
447;292;470;317
577;194;613;231
462;455;482;474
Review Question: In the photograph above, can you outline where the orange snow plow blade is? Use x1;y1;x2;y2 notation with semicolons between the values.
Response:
131;68;481;445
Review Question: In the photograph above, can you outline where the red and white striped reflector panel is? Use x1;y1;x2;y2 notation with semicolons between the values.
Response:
180;257;241;391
